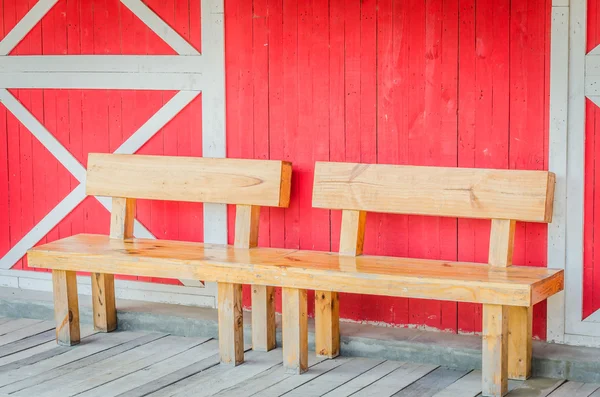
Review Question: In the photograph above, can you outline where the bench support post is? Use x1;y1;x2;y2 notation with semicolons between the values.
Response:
508;306;532;380
52;270;80;346
91;273;117;332
235;204;277;352
251;285;276;351
218;282;244;366
314;209;366;358
489;219;531;383
315;291;339;357
482;304;508;397
282;287;308;374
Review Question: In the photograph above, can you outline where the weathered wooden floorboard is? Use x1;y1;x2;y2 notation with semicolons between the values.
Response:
117;354;222;397
320;360;405;397
549;382;600;396
251;357;353;397
501;378;565;397
16;335;208;397
431;370;482;397
213;352;328;397
77;340;219;397
0;329;55;358
0;318;45;339
149;349;283;397
392;367;471;396
0;318;14;326
350;362;439;397
0;324;96;369
283;357;385;397
0;332;162;393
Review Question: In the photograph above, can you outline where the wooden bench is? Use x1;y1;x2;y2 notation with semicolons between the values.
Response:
28;157;563;397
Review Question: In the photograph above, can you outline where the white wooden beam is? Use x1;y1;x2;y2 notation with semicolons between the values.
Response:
0;0;59;55
0;55;203;73
120;0;200;56
0;72;203;91
565;0;588;336
201;0;227;245
547;6;570;344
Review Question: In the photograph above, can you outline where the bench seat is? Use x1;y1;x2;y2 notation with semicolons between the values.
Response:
29;234;563;308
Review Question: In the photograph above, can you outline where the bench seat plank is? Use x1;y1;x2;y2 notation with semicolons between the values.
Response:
28;234;563;308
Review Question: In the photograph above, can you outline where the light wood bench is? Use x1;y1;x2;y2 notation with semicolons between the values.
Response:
28;153;292;361
28;158;563;397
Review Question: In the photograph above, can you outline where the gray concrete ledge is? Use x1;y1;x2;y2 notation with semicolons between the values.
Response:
0;287;599;383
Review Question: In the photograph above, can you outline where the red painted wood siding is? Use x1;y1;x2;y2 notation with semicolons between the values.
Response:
0;0;551;337
585;0;600;319
0;0;203;285
226;0;551;337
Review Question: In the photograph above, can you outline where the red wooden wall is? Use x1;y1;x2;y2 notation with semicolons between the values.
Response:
225;0;551;338
0;0;551;338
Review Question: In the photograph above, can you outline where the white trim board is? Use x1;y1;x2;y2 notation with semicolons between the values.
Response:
547;5;570;343
200;0;227;245
0;269;217;308
0;55;204;73
0;72;204;90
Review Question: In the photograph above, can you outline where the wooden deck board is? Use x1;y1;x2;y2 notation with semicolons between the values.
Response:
0;316;589;397
548;381;600;396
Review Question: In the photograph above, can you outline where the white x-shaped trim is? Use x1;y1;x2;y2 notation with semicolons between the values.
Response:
0;89;199;270
0;0;225;290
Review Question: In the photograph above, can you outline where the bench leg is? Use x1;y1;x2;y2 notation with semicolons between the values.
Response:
482;304;508;397
282;287;308;374
252;285;276;352
315;290;340;358
508;306;532;380
218;282;244;366
52;270;80;346
91;273;117;332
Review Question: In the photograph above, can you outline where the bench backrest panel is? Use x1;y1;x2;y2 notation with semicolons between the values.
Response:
313;162;555;222
87;153;292;207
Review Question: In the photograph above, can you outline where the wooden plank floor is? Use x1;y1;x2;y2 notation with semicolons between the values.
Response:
0;317;596;397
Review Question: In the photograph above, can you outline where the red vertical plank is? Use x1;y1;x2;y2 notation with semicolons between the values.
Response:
328;0;344;261
344;0;360;163
282;0;299;250
296;0;313;252
253;0;271;248
224;0;239;247
359;0;376;261
267;0;286;250
585;98;596;318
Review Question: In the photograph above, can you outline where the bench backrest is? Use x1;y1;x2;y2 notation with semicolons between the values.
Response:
86;153;292;248
87;153;292;207
312;161;555;266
